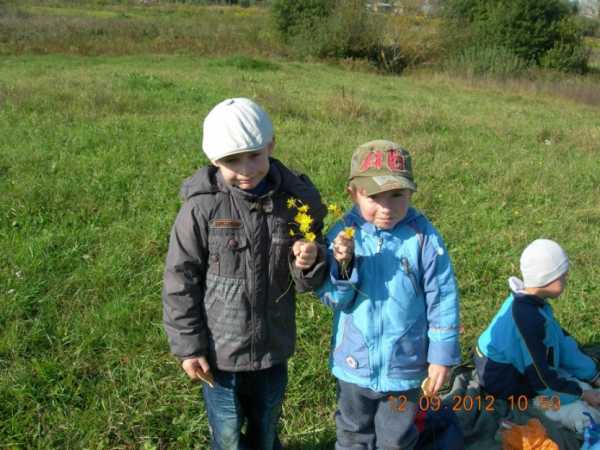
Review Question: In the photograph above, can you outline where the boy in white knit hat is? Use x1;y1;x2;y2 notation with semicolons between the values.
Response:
475;239;600;431
163;98;328;449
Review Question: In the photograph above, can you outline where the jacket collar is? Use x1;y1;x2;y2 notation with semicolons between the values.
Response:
218;161;282;203
179;157;284;201
513;291;546;307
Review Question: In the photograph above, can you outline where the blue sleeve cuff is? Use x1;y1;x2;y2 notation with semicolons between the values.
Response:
428;339;461;366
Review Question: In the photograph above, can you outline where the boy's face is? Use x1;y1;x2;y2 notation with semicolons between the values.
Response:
542;273;568;299
212;142;273;190
349;187;412;230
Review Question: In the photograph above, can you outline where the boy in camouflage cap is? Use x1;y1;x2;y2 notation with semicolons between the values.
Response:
316;140;462;449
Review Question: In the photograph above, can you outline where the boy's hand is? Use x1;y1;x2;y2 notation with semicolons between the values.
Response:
426;364;450;396
293;240;318;270
333;231;354;265
182;356;214;387
582;390;600;407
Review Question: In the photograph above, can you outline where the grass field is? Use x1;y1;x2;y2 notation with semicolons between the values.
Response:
1;3;600;450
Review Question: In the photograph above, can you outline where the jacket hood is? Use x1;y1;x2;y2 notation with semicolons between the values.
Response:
344;205;423;234
179;165;220;200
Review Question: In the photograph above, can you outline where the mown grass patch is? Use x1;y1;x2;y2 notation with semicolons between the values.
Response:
0;2;282;58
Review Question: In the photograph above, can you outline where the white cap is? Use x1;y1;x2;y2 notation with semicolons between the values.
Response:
202;98;273;162
520;239;569;288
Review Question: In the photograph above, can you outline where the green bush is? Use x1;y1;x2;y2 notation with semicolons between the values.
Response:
540;18;590;73
443;0;589;73
270;0;335;40
271;0;408;73
540;43;590;74
307;1;382;57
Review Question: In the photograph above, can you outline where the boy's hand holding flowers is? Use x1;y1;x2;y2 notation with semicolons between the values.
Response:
287;197;354;272
424;364;450;397
293;240;318;270
333;230;354;266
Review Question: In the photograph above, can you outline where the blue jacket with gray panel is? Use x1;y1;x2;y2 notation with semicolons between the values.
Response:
316;206;461;392
476;292;600;405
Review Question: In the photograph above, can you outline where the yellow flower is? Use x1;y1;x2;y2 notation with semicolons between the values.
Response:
298;204;309;213
299;222;311;233
327;203;342;217
286;197;297;209
304;232;316;242
289;229;296;237
343;227;355;239
294;212;313;228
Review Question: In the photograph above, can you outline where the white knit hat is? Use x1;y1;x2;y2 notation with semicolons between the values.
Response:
519;239;569;288
202;98;274;162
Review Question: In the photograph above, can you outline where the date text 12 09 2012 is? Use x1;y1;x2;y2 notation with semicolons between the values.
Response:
387;394;561;412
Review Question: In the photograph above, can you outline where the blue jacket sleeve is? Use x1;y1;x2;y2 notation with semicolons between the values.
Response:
513;302;583;405
420;221;461;367
558;328;600;383
315;221;358;312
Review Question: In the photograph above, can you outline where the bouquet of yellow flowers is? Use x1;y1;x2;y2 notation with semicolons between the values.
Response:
287;197;354;241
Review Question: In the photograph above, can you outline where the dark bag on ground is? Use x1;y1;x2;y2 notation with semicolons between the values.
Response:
415;405;464;450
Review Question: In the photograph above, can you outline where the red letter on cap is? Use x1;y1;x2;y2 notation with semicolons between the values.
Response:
387;150;405;172
360;151;384;171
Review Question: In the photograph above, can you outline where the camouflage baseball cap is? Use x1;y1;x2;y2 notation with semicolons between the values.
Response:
349;140;417;196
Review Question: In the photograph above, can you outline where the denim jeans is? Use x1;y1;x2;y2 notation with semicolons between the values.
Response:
202;363;287;450
335;379;419;450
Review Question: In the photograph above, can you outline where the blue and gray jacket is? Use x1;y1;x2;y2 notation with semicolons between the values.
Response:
476;290;600;405
316;206;461;392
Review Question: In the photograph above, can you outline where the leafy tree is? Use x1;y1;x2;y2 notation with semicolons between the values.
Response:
443;0;589;72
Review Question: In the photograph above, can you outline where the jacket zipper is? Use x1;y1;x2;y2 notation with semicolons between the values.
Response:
401;256;419;295
233;194;256;367
375;230;383;390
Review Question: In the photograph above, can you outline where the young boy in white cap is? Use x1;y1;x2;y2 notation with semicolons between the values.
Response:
163;98;328;449
475;239;600;428
316;140;462;449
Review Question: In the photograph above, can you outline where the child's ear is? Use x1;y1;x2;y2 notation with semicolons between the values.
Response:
347;185;357;202
267;137;275;156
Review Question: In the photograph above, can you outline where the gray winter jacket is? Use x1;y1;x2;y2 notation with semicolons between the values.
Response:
162;158;328;371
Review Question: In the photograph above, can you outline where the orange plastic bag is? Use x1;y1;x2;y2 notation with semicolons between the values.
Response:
501;419;559;450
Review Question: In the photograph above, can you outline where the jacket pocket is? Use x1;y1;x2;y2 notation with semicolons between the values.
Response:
204;272;250;353
400;256;421;297
333;315;371;378
207;226;248;279
388;321;428;377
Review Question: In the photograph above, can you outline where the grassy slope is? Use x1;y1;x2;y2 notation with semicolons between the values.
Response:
1;4;600;450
